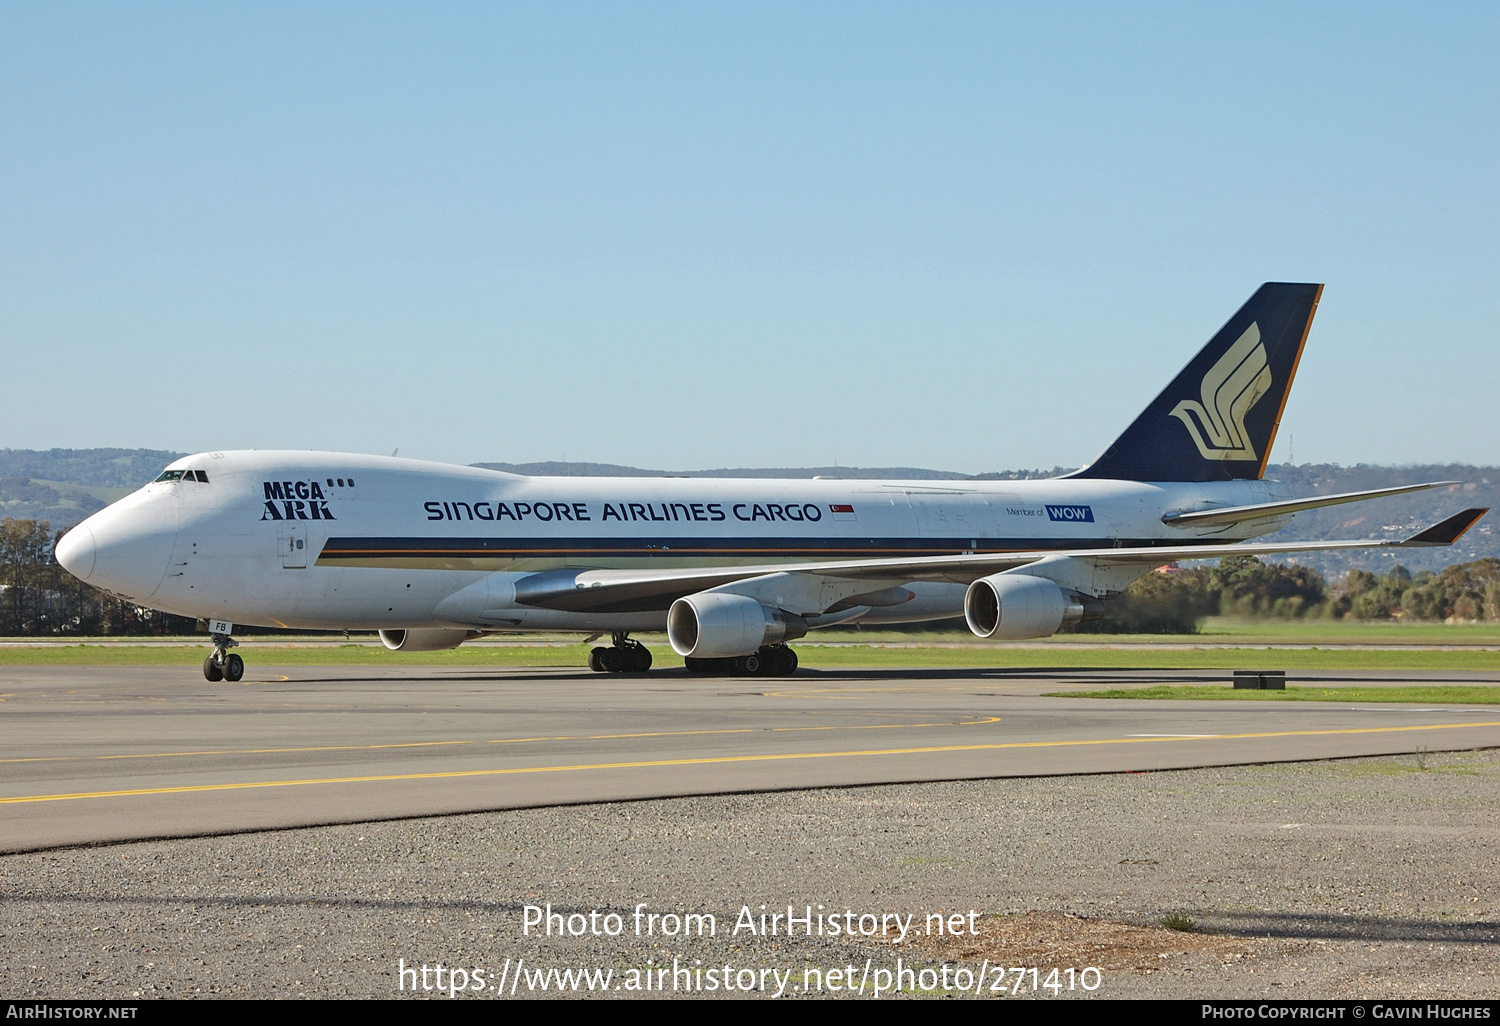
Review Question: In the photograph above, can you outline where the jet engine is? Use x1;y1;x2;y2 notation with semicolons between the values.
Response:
667;592;808;659
378;628;477;652
963;574;1099;640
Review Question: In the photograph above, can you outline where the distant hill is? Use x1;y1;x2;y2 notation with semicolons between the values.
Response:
0;448;187;527
2;449;1493;575
1230;464;1498;576
471;461;1070;481
474;460;1498;575
0;448;187;488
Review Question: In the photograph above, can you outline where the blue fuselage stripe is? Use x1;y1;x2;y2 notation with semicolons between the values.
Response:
318;535;1211;559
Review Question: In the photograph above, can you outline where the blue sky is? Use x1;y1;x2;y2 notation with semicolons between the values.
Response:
3;2;1496;473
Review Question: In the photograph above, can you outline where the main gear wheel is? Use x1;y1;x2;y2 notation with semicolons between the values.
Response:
684;644;797;676
588;635;653;673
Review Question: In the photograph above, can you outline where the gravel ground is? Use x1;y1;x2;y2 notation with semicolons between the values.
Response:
3;749;1498;1000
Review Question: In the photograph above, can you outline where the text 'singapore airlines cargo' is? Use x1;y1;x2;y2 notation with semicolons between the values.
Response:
54;284;1486;681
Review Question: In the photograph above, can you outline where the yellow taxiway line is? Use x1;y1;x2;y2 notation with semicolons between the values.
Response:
2;720;1497;806
0;717;1002;765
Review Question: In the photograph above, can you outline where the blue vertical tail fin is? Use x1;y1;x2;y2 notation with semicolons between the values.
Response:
1070;282;1323;482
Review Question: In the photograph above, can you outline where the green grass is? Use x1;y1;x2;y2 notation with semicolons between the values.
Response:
1162;617;1500;646
797;647;1499;670
0;641;1496;670
822;617;1500;646
0;643;606;667
1046;685;1500;703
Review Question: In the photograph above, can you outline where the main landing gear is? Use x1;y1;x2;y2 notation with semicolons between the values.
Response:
685;644;798;677
588;632;653;674
202;630;244;683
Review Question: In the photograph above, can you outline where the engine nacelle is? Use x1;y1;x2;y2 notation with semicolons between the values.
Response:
378;628;476;652
964;574;1091;640
667;592;808;658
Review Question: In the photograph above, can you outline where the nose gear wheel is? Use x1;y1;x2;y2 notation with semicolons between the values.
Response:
203;632;243;682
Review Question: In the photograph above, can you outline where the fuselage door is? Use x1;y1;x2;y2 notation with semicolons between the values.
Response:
279;525;308;569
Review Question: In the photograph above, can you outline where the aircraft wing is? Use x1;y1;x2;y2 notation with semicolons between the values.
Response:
513;508;1489;613
1159;481;1459;529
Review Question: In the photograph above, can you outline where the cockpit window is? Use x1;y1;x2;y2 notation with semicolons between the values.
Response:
154;470;186;482
195;470;209;483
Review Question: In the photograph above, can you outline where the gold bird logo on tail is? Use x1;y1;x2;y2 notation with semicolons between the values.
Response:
1168;322;1271;462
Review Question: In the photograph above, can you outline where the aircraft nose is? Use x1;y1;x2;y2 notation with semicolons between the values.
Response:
54;525;97;581
58;490;179;602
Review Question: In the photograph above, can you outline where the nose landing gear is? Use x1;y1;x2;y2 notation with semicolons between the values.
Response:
588;632;653;673
202;628;244;682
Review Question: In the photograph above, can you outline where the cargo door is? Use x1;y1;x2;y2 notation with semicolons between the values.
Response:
279;524;308;568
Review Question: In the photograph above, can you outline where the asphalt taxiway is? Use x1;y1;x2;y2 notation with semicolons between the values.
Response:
2;664;1497;852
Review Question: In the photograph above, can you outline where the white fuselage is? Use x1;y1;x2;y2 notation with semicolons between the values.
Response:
60;450;1292;633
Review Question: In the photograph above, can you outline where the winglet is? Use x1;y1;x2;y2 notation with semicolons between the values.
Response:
1400;508;1489;547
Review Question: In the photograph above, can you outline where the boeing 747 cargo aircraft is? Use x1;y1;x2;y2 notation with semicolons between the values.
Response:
54;284;1485;680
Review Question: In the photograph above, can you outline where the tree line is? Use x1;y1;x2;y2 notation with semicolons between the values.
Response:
0;519;195;635
4;516;1500;636
1077;555;1500;633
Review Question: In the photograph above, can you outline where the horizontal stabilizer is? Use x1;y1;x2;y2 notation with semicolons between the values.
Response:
1161;481;1459;529
1400;508;1489;547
